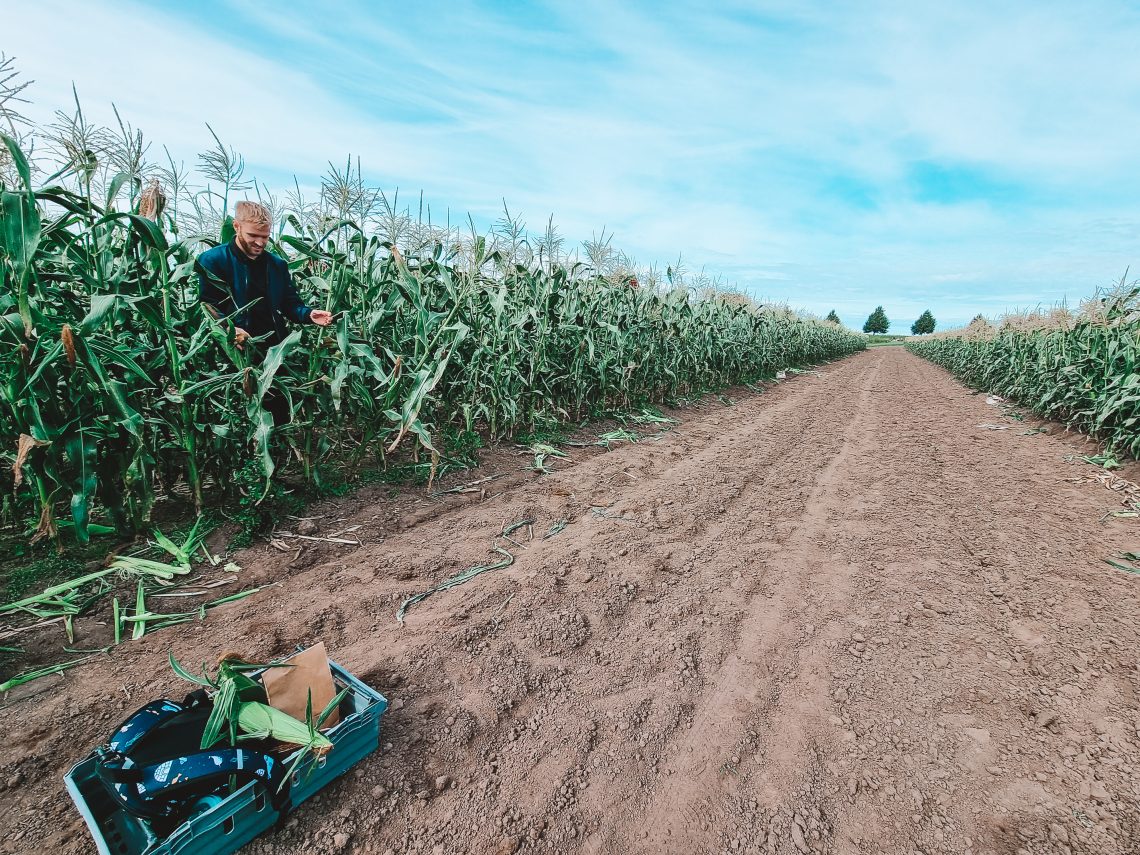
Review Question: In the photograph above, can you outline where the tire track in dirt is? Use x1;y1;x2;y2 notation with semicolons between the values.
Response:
635;365;882;852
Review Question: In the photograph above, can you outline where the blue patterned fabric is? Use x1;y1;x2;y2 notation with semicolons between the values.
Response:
95;697;289;821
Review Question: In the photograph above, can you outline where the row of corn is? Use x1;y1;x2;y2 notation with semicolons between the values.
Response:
1;131;866;545
907;295;1140;456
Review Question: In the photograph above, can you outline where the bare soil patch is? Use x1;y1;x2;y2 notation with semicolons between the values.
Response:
2;348;1138;855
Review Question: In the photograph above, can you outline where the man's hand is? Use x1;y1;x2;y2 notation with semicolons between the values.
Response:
310;310;334;327
233;327;250;349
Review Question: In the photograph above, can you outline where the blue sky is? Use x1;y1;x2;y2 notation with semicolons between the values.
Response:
7;0;1140;329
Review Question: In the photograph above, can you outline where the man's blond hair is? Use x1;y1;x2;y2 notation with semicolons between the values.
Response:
234;200;272;225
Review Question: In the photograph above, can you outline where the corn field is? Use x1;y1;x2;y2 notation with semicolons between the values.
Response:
907;290;1140;456
0;122;864;547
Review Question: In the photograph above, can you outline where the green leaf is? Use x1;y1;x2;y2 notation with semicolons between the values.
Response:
78;294;119;334
152;528;184;562
316;687;350;729
169;653;214;687
1;188;41;337
0;189;41;266
131;580;147;641
89;339;153;387
104;172;133;209
0;653;102;693
35;186;98;217
1;133;32;191
201;677;238;749
255;329;302;404
1105;558;1140;574
220;215;235;245
64;431;99;545
250;407;276;493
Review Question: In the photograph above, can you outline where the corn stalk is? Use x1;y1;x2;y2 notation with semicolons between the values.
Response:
0;129;866;543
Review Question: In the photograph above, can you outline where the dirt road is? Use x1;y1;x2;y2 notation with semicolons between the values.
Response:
4;347;1140;855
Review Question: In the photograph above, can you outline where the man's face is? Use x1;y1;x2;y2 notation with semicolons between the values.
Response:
234;218;271;259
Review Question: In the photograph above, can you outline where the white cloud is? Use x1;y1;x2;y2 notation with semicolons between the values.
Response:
5;0;1140;325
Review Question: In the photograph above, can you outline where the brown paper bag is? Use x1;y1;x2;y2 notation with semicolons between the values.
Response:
262;642;341;729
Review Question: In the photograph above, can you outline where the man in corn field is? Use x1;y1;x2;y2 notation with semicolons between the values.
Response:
196;201;332;423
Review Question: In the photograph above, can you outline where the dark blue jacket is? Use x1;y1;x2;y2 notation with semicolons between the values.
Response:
196;241;312;344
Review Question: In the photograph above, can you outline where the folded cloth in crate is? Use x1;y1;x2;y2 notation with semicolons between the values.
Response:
94;693;290;823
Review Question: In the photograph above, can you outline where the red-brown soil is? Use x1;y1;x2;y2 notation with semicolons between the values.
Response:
2;347;1140;855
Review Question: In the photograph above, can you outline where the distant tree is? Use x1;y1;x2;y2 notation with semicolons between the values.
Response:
910;310;936;335
863;306;889;334
825;309;841;324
